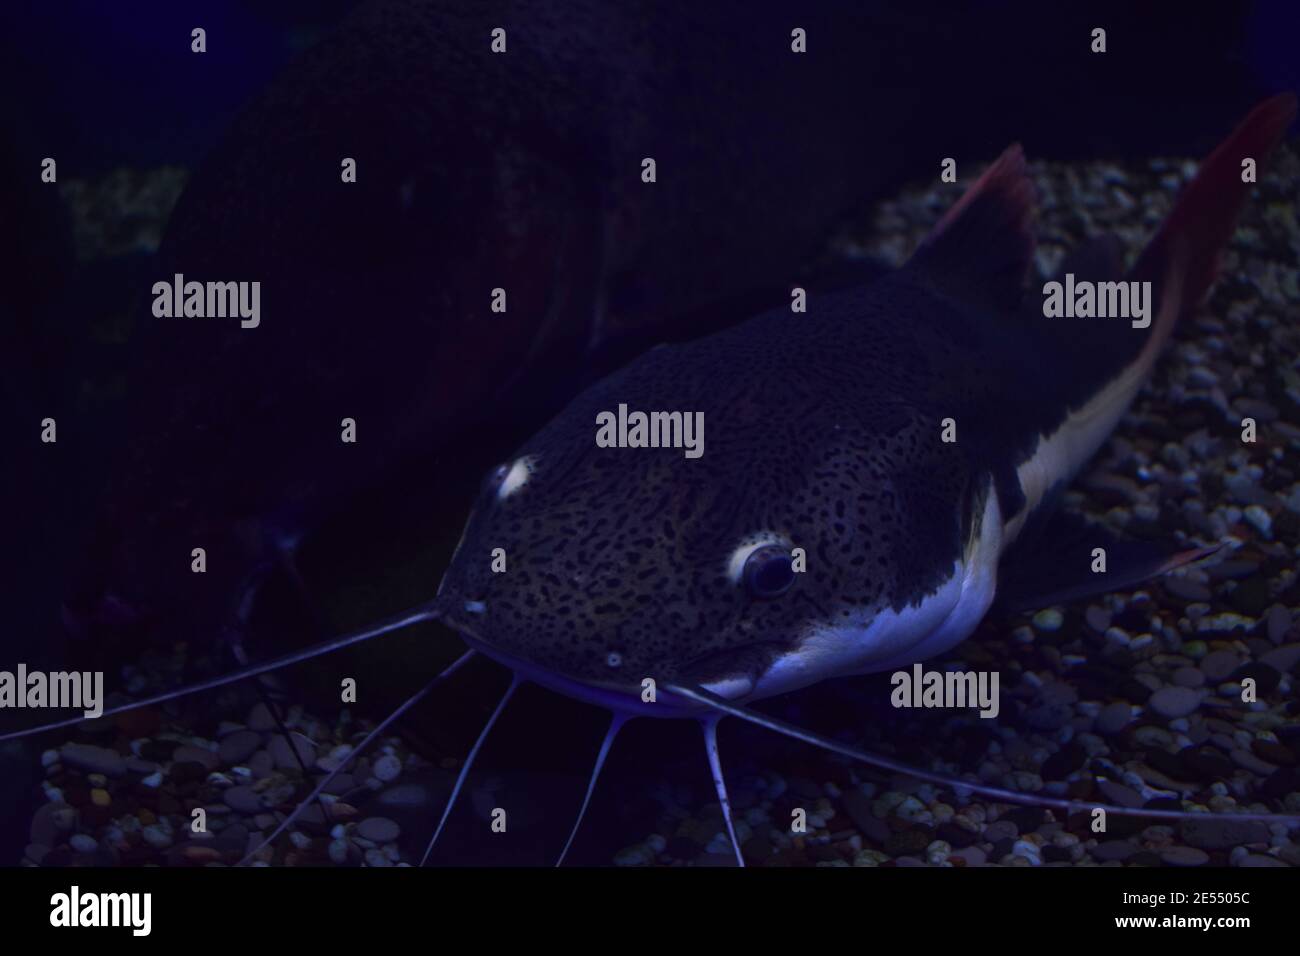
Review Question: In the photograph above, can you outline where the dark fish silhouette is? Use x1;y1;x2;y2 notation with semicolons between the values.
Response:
53;1;1282;689
8;96;1296;871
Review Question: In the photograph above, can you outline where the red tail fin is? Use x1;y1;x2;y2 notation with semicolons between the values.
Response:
1132;93;1296;341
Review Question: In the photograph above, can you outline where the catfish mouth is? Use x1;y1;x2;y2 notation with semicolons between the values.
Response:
435;597;719;716
677;641;782;700
454;628;710;717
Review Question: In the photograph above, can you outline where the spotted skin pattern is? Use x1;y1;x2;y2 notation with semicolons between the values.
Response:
439;272;1018;693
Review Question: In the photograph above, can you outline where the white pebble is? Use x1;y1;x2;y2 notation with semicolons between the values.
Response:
328;839;349;864
373;755;402;782
704;834;734;856
1012;839;1042;860
141;825;172;849
1033;608;1064;632
1244;505;1272;537
69;834;98;854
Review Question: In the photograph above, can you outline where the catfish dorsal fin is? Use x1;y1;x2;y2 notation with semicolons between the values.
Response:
905;143;1037;311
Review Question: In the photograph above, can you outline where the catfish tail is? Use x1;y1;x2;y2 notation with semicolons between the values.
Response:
1131;92;1296;359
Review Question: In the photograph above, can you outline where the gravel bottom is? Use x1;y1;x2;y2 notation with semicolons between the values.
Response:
22;654;447;868
27;145;1300;867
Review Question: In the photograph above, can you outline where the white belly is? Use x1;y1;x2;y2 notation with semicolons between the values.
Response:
712;481;1005;704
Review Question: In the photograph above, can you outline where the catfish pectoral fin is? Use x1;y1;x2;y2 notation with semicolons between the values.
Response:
996;510;1222;613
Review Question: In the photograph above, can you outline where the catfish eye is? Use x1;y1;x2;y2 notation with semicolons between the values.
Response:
484;463;509;493
743;545;796;598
